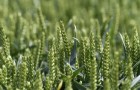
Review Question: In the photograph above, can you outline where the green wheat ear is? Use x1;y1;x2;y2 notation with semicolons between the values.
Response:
24;49;34;83
94;19;102;86
121;32;133;90
121;55;133;90
34;32;45;69
111;52;119;90
48;42;56;87
33;70;43;90
56;27;65;74
39;32;45;67
110;4;120;37
102;33;111;90
34;40;41;69
79;38;88;81
26;81;32;90
4;56;15;85
45;76;52;90
65;64;73;90
58;48;65;74
2;65;7;85
14;13;23;40
59;21;70;62
16;61;28;89
131;27;139;75
95;19;102;53
124;32;134;78
85;44;91;82
56;26;63;48
0;27;10;57
0;68;7;90
124;32;131;57
89;32;97;90
79;38;86;68
52;39;61;89
37;7;46;32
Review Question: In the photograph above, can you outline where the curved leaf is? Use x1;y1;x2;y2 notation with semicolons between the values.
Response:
72;66;84;79
131;75;140;88
72;80;88;90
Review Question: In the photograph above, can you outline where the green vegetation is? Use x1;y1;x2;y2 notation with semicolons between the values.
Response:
0;0;140;90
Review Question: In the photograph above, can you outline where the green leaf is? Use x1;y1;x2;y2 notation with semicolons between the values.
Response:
131;75;140;88
119;33;126;51
72;80;88;90
70;25;79;65
133;60;140;69
72;66;84;79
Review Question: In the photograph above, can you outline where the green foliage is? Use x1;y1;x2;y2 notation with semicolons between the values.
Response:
0;0;140;90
